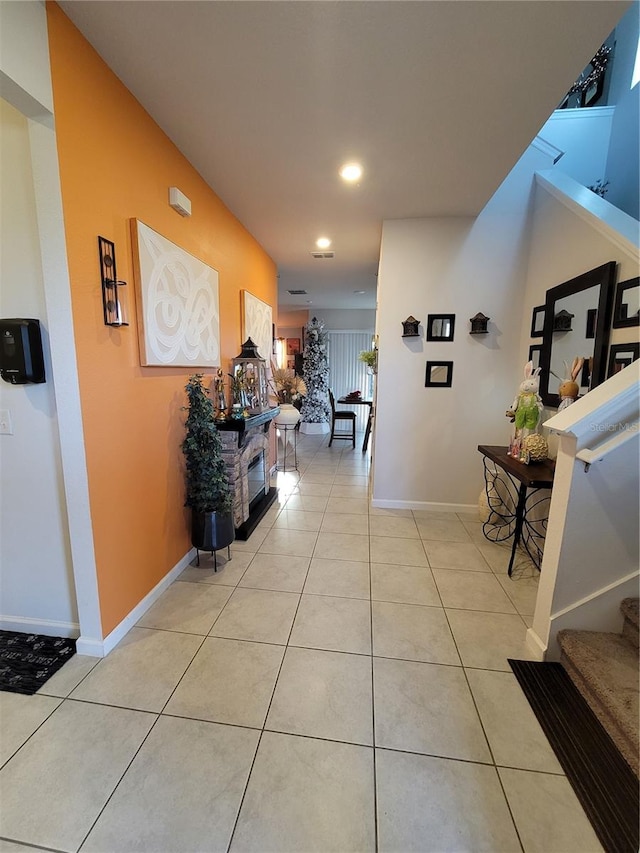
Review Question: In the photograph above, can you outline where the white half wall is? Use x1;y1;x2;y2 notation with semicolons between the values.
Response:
538;106;614;189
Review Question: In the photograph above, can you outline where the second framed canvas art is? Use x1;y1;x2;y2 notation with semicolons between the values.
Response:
242;290;273;365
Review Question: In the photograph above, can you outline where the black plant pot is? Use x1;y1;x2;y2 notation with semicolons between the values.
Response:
191;510;235;553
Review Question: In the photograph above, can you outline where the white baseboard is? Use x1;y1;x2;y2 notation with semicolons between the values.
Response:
371;499;478;514
525;627;547;658
0;615;80;638
75;548;196;658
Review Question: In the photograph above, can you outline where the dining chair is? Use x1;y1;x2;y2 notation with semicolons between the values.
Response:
328;389;356;448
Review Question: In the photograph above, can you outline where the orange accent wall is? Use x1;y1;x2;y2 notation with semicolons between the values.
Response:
46;3;277;635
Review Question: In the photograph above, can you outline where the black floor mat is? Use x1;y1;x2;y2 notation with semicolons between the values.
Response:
509;659;638;853
0;631;76;695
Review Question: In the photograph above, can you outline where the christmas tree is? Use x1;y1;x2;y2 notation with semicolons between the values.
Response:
300;317;330;428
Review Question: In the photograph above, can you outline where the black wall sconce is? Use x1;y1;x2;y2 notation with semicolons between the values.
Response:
469;313;490;335
402;316;420;337
98;236;129;327
553;309;574;332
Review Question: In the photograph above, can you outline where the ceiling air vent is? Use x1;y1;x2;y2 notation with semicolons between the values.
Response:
287;289;307;295
311;251;335;259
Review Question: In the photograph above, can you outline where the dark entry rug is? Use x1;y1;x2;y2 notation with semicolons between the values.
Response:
0;631;76;695
509;659;639;853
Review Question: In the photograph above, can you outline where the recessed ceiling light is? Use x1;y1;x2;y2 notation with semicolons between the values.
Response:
339;162;363;183
353;290;366;294
316;237;331;249
306;300;313;304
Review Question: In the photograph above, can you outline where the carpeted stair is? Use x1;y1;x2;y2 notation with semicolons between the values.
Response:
558;598;639;776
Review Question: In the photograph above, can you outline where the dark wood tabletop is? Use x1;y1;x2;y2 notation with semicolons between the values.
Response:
338;396;373;407
478;445;555;489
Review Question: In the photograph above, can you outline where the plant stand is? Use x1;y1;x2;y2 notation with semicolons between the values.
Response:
191;510;235;571
276;423;298;471
194;544;232;571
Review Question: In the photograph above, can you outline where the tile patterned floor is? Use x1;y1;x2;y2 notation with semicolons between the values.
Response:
0;434;603;852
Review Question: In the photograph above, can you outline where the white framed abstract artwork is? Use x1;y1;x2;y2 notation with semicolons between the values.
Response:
241;290;273;366
131;219;221;367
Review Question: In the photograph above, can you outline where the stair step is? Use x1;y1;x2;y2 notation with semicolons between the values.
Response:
558;629;639;776
621;598;639;648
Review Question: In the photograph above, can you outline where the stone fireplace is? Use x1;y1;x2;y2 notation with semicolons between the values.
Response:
217;409;279;539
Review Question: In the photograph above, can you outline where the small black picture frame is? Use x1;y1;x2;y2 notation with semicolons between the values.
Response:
585;308;597;339
528;344;543;370
425;361;453;388
607;343;640;378
613;277;640;328
530;305;545;338
426;314;455;342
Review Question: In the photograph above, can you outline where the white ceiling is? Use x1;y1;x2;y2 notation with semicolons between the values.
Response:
59;1;628;311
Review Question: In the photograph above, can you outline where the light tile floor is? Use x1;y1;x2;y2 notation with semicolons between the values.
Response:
0;433;603;852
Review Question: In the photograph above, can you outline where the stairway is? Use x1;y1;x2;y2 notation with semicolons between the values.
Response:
558;599;639;776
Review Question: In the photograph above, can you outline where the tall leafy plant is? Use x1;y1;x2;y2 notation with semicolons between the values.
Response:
182;374;232;515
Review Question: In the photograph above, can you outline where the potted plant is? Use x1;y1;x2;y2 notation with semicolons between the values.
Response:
358;349;377;373
182;374;234;562
270;366;307;426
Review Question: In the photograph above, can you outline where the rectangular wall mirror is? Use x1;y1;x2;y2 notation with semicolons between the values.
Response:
426;314;455;341
613;277;639;328
530;306;545;338
608;343;639;377
425;361;453;387
528;344;542;370
539;262;616;408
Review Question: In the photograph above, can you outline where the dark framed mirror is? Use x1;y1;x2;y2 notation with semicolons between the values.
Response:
530;306;545;338
613;277;639;328
608;343;640;378
425;361;453;387
539;261;616;407
426;314;455;341
528;344;542;370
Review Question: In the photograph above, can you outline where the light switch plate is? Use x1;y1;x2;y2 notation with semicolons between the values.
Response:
0;409;13;434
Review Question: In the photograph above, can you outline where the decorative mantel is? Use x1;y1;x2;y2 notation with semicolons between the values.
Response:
217;408;279;540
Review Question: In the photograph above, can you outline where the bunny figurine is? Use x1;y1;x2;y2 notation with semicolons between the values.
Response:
557;357;584;412
506;361;543;461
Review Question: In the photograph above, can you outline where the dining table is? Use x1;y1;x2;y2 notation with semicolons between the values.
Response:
337;396;374;452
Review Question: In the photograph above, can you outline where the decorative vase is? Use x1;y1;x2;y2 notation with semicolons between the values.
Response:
274;403;301;428
192;510;235;552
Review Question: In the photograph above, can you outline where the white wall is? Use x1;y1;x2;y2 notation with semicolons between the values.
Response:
0;1;102;646
374;142;555;507
0;0;53;122
0;98;77;632
518;176;640;368
606;83;639;220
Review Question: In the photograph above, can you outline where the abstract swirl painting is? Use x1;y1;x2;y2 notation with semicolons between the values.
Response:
131;220;220;367
242;290;273;365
